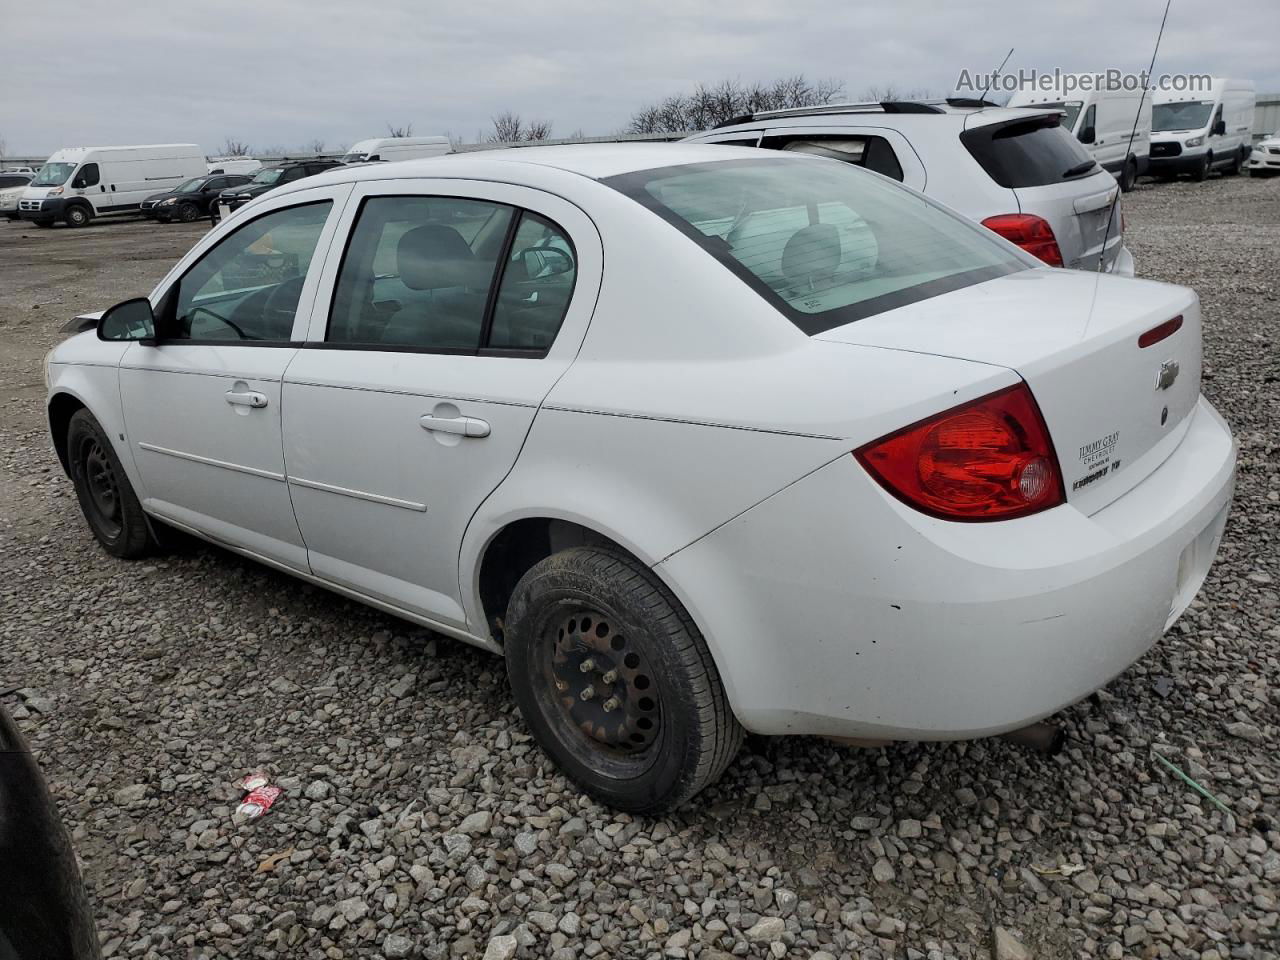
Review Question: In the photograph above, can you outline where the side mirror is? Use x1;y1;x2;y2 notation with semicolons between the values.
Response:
518;247;574;280
1212;119;1226;136
1078;126;1096;145
97;297;157;343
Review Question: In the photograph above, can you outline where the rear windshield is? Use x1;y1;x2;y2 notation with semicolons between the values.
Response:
605;158;1027;335
961;116;1097;188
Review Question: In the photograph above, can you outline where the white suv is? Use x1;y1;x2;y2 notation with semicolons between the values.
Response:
684;99;1135;276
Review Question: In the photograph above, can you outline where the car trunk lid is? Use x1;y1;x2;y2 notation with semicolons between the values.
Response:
815;268;1202;515
1014;172;1124;272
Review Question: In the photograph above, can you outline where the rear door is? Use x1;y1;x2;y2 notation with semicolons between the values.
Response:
282;179;601;629
961;114;1123;271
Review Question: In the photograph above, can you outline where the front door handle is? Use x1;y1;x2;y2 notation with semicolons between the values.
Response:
225;389;268;408
419;414;490;438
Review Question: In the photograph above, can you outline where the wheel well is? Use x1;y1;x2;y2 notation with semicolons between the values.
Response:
48;393;86;474
477;518;631;643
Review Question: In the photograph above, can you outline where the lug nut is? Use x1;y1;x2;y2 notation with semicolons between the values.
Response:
601;669;618;684
579;659;596;673
579;685;596;701
602;697;620;713
554;679;568;692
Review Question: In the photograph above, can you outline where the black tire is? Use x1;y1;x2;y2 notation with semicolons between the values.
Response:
1119;157;1137;192
175;202;200;223
67;409;152;558
504;547;743;814
1226;150;1243;176
63;204;92;228
1192;154;1211;182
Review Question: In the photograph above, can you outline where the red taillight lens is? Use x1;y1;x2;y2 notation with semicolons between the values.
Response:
854;383;1065;521
981;213;1065;267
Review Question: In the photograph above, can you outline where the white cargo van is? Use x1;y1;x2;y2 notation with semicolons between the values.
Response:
18;144;206;227
206;156;262;175
1007;76;1151;191
340;136;451;164
1150;78;1255;181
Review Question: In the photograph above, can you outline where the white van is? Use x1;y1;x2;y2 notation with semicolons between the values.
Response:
18;144;206;227
340;136;451;164
1007;76;1151;191
1150;78;1255;181
206;156;262;175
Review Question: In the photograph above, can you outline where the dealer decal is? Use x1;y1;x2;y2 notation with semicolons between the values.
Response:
1073;430;1121;491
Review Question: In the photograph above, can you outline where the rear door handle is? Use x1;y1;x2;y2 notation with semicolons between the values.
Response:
225;389;268;408
419;414;490;438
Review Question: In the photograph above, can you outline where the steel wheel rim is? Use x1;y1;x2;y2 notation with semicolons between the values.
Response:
541;608;663;758
81;439;122;537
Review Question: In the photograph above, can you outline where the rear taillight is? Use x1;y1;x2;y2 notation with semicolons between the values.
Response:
981;213;1064;267
855;383;1065;522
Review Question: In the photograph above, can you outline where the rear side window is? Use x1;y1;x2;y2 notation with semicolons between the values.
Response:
606;158;1026;335
771;135;905;182
961;117;1097;188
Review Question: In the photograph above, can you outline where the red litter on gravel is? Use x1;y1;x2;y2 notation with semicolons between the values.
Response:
236;785;283;821
236;770;271;792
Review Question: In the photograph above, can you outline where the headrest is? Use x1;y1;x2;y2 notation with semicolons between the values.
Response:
397;224;482;291
782;223;841;286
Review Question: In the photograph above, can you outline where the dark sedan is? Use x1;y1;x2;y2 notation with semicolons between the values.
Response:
141;174;252;223
216;159;342;214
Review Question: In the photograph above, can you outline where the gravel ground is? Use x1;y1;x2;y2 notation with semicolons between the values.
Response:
1;174;1277;960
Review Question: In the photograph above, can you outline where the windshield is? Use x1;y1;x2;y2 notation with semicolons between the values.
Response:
176;178;206;194
31;162;77;186
606;158;1027;335
342;152;368;164
1153;101;1214;132
250;168;285;185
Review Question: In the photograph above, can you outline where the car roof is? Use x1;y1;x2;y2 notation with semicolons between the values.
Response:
705;101;1056;134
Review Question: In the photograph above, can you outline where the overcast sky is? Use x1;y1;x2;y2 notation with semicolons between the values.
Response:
2;0;1276;156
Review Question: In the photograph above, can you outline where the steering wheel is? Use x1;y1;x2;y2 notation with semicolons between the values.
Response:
229;276;305;340
187;305;251;340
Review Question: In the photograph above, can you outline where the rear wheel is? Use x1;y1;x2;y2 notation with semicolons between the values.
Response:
504;547;743;813
67;410;152;558
1192;154;1212;182
1119;157;1137;192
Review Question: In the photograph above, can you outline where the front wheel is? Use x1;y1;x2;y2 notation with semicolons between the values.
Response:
67;410;153;558
175;202;200;223
1226;151;1243;176
1119;157;1137;192
504;547;743;814
1193;154;1212;182
64;204;92;228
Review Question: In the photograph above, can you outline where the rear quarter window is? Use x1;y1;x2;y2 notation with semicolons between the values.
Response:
961;116;1097;188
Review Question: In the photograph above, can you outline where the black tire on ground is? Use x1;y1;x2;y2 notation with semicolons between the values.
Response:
1226;151;1243;176
504;546;743;814
176;202;200;223
66;409;153;558
63;204;92;228
1119;157;1137;192
1192;154;1212;182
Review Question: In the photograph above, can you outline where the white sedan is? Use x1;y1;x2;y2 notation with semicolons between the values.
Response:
46;145;1235;812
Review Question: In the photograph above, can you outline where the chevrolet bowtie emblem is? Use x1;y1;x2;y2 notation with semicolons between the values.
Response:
1156;359;1180;391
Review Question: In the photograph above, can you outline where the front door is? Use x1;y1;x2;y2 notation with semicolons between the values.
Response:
119;189;350;570
282;181;600;630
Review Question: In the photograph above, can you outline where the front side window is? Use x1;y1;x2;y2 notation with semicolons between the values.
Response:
606;158;1026;335
1078;105;1097;141
168;202;331;342
73;163;100;188
31;163;76;186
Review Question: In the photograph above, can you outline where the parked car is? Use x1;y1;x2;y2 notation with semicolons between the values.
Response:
1247;132;1280;177
1007;75;1151;191
216;159;342;214
46;145;1234;812
141;174;253;222
1150;78;1255;181
2;165;38;175
341;136;451;164
683;100;1135;275
206;156;262;176
0;172;33;220
1;703;102;960
18;144;206;228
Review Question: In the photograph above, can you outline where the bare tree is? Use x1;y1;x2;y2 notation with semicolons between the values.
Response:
489;111;553;143
305;138;326;154
628;74;844;133
221;137;252;157
859;84;936;102
386;123;414;138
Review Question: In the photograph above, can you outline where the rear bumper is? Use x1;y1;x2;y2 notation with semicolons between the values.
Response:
660;395;1235;740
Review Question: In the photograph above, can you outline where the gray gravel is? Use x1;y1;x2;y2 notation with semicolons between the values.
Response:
1;173;1278;960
